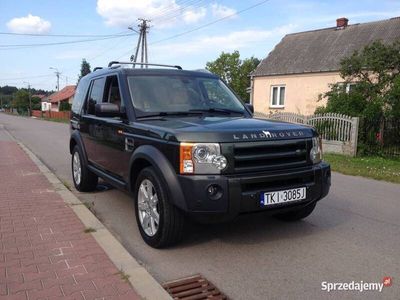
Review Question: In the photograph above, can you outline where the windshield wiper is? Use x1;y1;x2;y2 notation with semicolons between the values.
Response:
136;111;203;119
189;108;245;115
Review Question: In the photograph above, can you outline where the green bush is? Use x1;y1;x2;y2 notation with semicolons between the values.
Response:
59;101;71;111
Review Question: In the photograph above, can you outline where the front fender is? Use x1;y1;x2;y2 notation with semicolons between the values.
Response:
128;145;187;211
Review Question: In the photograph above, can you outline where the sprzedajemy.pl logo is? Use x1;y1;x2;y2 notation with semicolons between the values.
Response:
321;277;392;293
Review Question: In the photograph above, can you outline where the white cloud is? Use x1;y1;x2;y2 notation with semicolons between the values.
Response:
152;24;297;58
183;7;207;24
6;14;51;34
97;0;208;27
211;3;237;18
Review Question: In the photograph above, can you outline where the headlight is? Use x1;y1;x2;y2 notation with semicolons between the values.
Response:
180;143;227;174
310;137;322;164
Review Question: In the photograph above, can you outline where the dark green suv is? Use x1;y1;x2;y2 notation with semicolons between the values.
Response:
70;62;331;248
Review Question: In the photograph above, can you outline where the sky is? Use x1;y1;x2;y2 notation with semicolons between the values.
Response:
1;0;400;91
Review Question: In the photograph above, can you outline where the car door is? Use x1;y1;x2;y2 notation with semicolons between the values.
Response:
93;75;132;180
79;76;106;167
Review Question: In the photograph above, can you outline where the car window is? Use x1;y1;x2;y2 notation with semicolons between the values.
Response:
87;77;105;115
127;75;245;116
201;79;241;108
104;75;123;110
72;77;89;114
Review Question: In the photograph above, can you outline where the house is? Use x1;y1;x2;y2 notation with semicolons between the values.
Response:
47;85;76;111
251;17;400;115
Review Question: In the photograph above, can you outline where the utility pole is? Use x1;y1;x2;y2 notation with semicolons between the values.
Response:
49;67;61;91
128;19;150;68
23;81;32;117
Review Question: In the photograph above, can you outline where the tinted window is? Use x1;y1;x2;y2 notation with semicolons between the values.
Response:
127;75;245;116
72;78;89;114
104;75;123;109
87;77;105;115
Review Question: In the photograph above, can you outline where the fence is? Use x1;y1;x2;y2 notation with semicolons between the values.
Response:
254;111;359;156
32;110;71;121
358;117;400;158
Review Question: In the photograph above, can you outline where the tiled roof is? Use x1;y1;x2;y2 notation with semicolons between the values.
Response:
48;85;76;103
252;17;400;76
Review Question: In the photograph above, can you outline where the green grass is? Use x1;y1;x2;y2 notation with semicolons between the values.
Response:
115;269;130;283
83;227;97;233
324;153;400;184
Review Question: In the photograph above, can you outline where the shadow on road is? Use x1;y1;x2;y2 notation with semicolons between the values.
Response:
173;197;347;248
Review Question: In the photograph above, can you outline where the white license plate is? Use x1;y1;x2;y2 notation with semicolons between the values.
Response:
260;187;306;206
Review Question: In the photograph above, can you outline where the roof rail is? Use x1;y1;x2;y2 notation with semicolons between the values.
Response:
93;67;103;71
107;61;182;70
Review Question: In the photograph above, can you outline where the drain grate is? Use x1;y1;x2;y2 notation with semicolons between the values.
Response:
163;274;228;300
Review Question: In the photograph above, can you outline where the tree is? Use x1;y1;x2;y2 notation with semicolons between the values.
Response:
206;51;260;102
11;89;30;114
317;40;400;118
78;59;91;82
317;40;400;155
31;96;41;110
59;101;71;111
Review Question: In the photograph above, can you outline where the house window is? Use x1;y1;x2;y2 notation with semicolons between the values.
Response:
346;83;357;93
270;85;285;107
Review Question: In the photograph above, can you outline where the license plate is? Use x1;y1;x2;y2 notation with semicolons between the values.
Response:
260;187;306;206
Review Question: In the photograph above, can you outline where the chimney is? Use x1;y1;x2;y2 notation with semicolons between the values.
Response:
336;17;349;28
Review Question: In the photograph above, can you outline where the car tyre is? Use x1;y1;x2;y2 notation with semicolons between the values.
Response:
275;202;317;221
134;167;185;248
71;145;98;192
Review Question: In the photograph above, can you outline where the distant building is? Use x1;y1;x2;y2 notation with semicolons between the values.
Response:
46;85;76;111
251;17;400;115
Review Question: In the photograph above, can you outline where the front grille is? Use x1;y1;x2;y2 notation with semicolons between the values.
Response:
233;139;310;173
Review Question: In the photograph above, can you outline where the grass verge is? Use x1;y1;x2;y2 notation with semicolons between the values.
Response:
324;153;400;184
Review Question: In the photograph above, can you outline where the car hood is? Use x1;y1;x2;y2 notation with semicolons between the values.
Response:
133;116;315;143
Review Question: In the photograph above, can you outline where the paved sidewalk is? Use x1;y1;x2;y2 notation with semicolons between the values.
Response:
0;139;140;299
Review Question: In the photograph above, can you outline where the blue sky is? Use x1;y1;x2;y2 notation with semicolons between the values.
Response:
1;0;400;91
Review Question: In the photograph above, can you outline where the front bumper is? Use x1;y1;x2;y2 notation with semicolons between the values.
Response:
177;162;331;222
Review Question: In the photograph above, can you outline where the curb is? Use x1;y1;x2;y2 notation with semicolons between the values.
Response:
2;125;172;300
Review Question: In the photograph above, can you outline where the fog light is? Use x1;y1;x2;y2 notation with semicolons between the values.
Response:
206;184;223;200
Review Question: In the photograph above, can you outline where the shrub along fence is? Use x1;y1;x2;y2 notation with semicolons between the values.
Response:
32;110;71;120
254;112;359;157
358;117;400;159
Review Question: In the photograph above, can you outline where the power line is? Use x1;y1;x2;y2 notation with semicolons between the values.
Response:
150;0;270;45
0;33;137;49
0;31;130;38
0;74;53;81
153;0;205;22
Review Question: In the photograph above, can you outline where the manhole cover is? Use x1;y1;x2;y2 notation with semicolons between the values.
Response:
163;274;228;300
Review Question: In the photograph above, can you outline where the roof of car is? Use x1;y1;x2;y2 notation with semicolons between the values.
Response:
85;66;219;79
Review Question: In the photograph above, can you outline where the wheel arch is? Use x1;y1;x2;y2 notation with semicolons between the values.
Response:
129;145;187;211
69;131;88;166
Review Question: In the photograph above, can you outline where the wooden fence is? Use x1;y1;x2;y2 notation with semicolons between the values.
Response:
32;110;71;120
254;111;359;156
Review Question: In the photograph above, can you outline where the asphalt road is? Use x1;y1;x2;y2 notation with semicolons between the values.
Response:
1;113;399;300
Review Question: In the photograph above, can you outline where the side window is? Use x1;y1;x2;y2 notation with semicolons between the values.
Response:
72;78;89;114
104;75;123;110
87;77;105;115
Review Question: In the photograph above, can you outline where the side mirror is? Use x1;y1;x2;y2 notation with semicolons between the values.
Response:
245;103;254;113
95;103;120;118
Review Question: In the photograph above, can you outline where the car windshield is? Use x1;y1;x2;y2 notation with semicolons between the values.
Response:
127;75;246;117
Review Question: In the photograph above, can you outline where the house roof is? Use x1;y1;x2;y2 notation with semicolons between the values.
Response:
252;17;400;77
48;85;76;103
